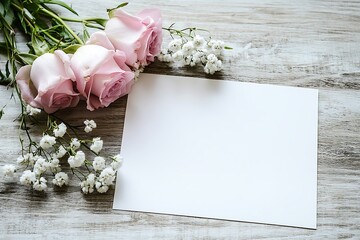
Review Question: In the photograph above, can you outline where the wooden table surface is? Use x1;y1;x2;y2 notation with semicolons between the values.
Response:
1;0;359;239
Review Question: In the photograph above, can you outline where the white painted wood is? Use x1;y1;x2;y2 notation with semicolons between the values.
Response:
1;0;359;239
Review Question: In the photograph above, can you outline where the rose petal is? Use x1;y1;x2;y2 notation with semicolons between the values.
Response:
87;31;115;50
71;45;114;95
16;65;43;109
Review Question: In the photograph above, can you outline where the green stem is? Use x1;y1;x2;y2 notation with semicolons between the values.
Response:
11;2;66;47
39;6;84;45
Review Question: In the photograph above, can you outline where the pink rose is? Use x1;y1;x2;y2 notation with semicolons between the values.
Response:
102;8;162;67
70;44;135;111
16;50;79;113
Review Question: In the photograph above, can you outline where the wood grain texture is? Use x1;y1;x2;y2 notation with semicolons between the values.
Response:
1;0;360;239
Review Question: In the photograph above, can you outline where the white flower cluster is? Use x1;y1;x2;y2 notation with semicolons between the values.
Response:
1;119;124;194
158;35;225;74
26;105;41;116
84;119;97;133
80;155;122;194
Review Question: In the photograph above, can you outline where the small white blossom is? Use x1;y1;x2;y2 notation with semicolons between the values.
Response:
207;39;217;48
53;145;67;159
39;135;56;149
17;153;37;165
193;35;205;49
111;154;123;170
53;123;67;137
204;54;222;74
157;51;172;62
90;137;103;154
48;158;61;173
19;170;36;186
70;138;81;150
172;50;184;62
84;120;97;133
33;177;47;191
133;66;145;81
193;49;208;64
95;181;109;193
98;167;116;186
26;105;41;116
53;172;69;187
68;151;85;168
33;157;49;175
93;156;106;171
207;53;218;63
2;164;16;178
184;56;193;66
182;41;195;56
80;173;96;194
168;39;182;52
211;40;225;56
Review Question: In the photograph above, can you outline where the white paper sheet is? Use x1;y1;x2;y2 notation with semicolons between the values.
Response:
113;73;318;229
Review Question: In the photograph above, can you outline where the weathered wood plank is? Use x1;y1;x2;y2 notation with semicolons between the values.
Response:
1;0;360;239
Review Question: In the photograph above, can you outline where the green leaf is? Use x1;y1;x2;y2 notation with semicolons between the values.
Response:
41;0;78;15
0;2;15;26
107;2;128;17
82;27;90;42
0;107;4;119
0;41;7;54
0;70;11;86
224;46;233;50
5;61;10;78
17;53;38;65
86;18;108;27
62;44;81;54
31;34;50;56
1;0;11;14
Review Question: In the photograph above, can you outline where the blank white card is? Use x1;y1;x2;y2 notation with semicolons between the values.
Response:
114;74;318;229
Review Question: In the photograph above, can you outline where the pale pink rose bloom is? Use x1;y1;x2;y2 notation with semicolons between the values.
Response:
16;50;79;113
102;8;162;67
86;31;115;51
70;44;135;111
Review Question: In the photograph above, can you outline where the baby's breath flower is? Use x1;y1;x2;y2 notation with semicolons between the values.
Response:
17;153;37;165
95;181;109;193
53;145;67;159
39;134;56;149
53;123;67;137
204;54;222;74
49;158;61;173
33;177;47;191
26;105;41;116
90;137;103;154
207;39;217;48
68;151;85;168
84;119;97;133
98;167;116;186
193;35;205;49
53;172;69;187
93;156;106;171
182;41;194;56
80;173;96;194
134;66;145;82
70;138;81;150
168;39;182;52
2;164;16;178
172;50;184;62
211;40;225;56
111;154;123;170
197;49;209;64
33;157;49;175
19;170;36;186
157;52;172;62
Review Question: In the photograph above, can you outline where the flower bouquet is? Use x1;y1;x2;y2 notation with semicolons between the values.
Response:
0;1;229;193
